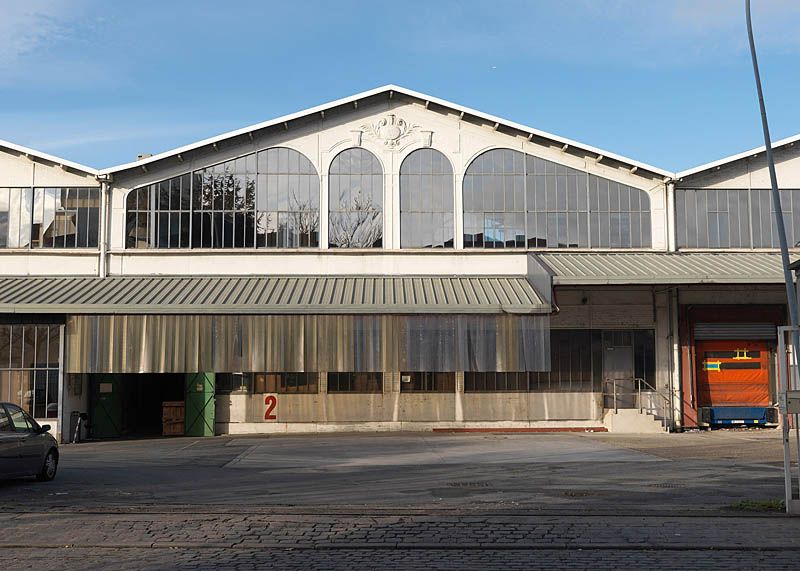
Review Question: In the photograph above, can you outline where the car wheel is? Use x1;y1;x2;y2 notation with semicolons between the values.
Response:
36;450;58;482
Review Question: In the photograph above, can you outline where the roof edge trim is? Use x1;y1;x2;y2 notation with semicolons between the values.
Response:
98;84;673;179
676;132;800;180
0;138;98;176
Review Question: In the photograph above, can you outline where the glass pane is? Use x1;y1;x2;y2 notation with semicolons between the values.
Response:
329;149;383;248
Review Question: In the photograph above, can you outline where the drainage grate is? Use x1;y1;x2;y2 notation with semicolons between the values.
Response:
447;482;491;488
561;490;597;497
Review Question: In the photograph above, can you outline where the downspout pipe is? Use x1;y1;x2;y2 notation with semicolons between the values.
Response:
97;174;113;278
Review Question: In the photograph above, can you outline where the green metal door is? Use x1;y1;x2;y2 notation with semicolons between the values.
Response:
185;373;215;437
91;374;122;438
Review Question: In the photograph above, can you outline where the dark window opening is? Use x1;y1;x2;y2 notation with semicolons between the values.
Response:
327;372;383;393
400;372;455;393
215;372;318;394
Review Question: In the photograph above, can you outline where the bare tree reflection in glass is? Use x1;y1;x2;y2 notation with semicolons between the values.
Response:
328;148;383;248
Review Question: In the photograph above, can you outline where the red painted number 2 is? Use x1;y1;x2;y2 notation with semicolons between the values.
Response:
264;395;277;420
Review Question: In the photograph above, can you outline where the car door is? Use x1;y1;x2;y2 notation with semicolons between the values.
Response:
0;405;23;477
6;405;43;476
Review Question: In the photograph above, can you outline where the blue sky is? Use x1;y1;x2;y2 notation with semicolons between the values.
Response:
1;0;799;172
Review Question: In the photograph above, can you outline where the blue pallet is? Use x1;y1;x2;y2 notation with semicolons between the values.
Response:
708;406;769;425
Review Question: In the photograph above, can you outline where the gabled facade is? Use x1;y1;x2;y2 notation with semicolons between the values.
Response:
0;85;796;440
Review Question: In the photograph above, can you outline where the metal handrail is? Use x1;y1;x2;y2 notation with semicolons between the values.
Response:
602;377;674;429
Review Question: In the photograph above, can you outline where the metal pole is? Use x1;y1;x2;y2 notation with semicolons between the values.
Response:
779;329;793;510
746;1;800;331
746;0;800;512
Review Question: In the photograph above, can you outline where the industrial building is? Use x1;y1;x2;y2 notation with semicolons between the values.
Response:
1;85;797;440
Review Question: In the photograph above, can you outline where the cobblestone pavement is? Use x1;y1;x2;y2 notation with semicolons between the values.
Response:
2;512;799;549
4;511;800;569
6;546;798;571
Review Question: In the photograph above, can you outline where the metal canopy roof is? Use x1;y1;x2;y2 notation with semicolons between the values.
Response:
0;275;549;315
535;252;793;285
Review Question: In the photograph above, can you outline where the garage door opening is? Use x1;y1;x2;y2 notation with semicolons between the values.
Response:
89;374;185;438
695;340;775;426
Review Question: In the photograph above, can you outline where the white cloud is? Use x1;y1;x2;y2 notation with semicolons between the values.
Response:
0;1;73;64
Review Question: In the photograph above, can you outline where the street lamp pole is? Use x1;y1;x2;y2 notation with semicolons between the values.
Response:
746;0;800;513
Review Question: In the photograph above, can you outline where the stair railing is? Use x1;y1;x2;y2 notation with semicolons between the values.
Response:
602;378;674;430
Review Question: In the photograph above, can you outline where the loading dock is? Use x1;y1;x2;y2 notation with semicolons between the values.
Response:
89;374;185;438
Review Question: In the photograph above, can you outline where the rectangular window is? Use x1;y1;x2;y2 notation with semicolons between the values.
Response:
327;372;382;394
677;188;800;249
464;372;530;392
0;187;99;249
215;372;319;394
254;372;318;394
0;324;61;418
400;372;455;393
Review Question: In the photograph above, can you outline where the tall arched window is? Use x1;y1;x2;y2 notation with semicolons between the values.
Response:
400;149;454;248
463;149;526;248
328;148;383;248
125;148;319;248
256;148;320;247
463;149;651;248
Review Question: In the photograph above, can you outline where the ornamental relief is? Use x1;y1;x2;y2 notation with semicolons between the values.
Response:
360;114;419;148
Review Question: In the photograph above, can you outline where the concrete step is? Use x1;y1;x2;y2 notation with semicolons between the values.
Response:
602;409;666;434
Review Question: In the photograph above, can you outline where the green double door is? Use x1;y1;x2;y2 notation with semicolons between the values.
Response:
90;373;215;438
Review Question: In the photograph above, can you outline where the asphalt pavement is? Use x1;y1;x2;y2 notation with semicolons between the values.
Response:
2;430;798;569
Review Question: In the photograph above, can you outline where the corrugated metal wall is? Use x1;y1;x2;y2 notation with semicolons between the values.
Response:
65;314;550;374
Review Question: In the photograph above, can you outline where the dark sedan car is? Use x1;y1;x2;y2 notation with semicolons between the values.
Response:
0;402;59;481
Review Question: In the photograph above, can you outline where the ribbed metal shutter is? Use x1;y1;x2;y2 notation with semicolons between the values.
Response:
693;322;776;340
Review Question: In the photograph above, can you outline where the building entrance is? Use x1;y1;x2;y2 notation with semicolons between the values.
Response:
89;374;184;438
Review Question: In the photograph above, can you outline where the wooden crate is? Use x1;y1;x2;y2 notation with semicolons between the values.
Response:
162;401;185;436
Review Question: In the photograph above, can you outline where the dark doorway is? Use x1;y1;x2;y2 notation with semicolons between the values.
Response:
89;374;185;438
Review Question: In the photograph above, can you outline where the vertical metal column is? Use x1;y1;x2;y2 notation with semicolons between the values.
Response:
777;326;800;514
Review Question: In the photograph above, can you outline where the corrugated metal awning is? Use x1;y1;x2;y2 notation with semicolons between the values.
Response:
0;275;550;315
535;252;793;285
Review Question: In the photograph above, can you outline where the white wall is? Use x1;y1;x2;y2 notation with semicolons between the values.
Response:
0;147;96;188
108;98;669;262
109;251;530;276
679;145;800;190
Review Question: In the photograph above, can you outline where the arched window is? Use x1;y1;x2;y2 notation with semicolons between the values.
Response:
463;149;651;248
328;148;383;248
125;148;319;249
255;148;320;247
400;149;454;248
463;149;526;248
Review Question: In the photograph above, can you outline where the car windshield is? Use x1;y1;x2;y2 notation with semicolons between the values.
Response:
6;405;40;433
24;411;42;432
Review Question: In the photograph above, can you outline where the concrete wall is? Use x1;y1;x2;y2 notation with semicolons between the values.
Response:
215;370;604;434
551;286;656;329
